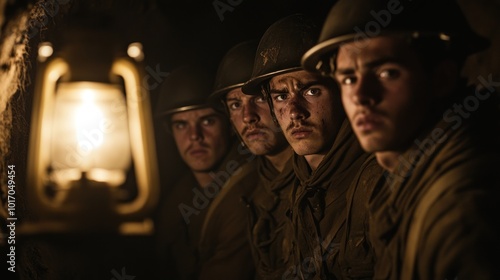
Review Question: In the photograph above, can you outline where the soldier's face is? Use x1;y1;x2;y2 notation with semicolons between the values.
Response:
225;88;288;156
334;36;433;153
171;107;230;172
268;70;344;156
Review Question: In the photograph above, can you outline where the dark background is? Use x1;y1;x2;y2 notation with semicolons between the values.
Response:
156;0;334;68
3;0;499;201
1;0;499;279
147;0;334;192
1;1;336;279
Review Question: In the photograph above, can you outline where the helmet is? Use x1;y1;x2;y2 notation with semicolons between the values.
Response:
210;40;258;102
156;64;221;117
241;13;322;95
302;0;490;75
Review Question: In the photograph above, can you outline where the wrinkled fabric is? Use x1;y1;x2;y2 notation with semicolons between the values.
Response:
339;155;384;280
198;158;258;280
155;142;256;280
247;156;295;280
370;88;500;280
282;120;378;279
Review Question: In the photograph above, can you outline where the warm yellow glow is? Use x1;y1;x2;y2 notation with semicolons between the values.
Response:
127;42;144;61
50;82;132;187
38;42;54;61
74;91;105;153
439;33;451;41
111;58;159;216
26;43;159;233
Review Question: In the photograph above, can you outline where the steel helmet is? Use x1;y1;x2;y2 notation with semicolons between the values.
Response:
156;64;222;117
302;0;490;75
210;40;258;102
241;13;322;95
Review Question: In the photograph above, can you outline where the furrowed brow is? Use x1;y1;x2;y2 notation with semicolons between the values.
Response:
269;88;289;94
297;81;323;90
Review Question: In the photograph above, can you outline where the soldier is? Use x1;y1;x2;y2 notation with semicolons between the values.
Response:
209;40;294;279
302;0;500;279
155;64;255;280
242;14;384;279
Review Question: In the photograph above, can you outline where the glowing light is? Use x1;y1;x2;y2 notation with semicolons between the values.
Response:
38;42;54;60
127;42;144;61
50;82;131;186
439;33;451;41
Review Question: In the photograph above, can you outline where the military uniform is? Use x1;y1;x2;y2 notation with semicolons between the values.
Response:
369;88;500;280
247;156;295;279
155;142;257;279
239;13;384;279
281;121;383;280
300;0;500;279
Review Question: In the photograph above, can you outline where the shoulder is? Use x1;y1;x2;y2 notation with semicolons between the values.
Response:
357;155;385;186
416;182;500;278
348;155;385;204
157;171;199;215
207;161;260;220
225;159;260;197
411;129;500;277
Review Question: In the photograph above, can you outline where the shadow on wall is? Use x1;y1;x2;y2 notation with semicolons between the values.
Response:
0;1;182;279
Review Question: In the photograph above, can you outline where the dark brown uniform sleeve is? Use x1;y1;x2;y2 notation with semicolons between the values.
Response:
198;162;258;280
